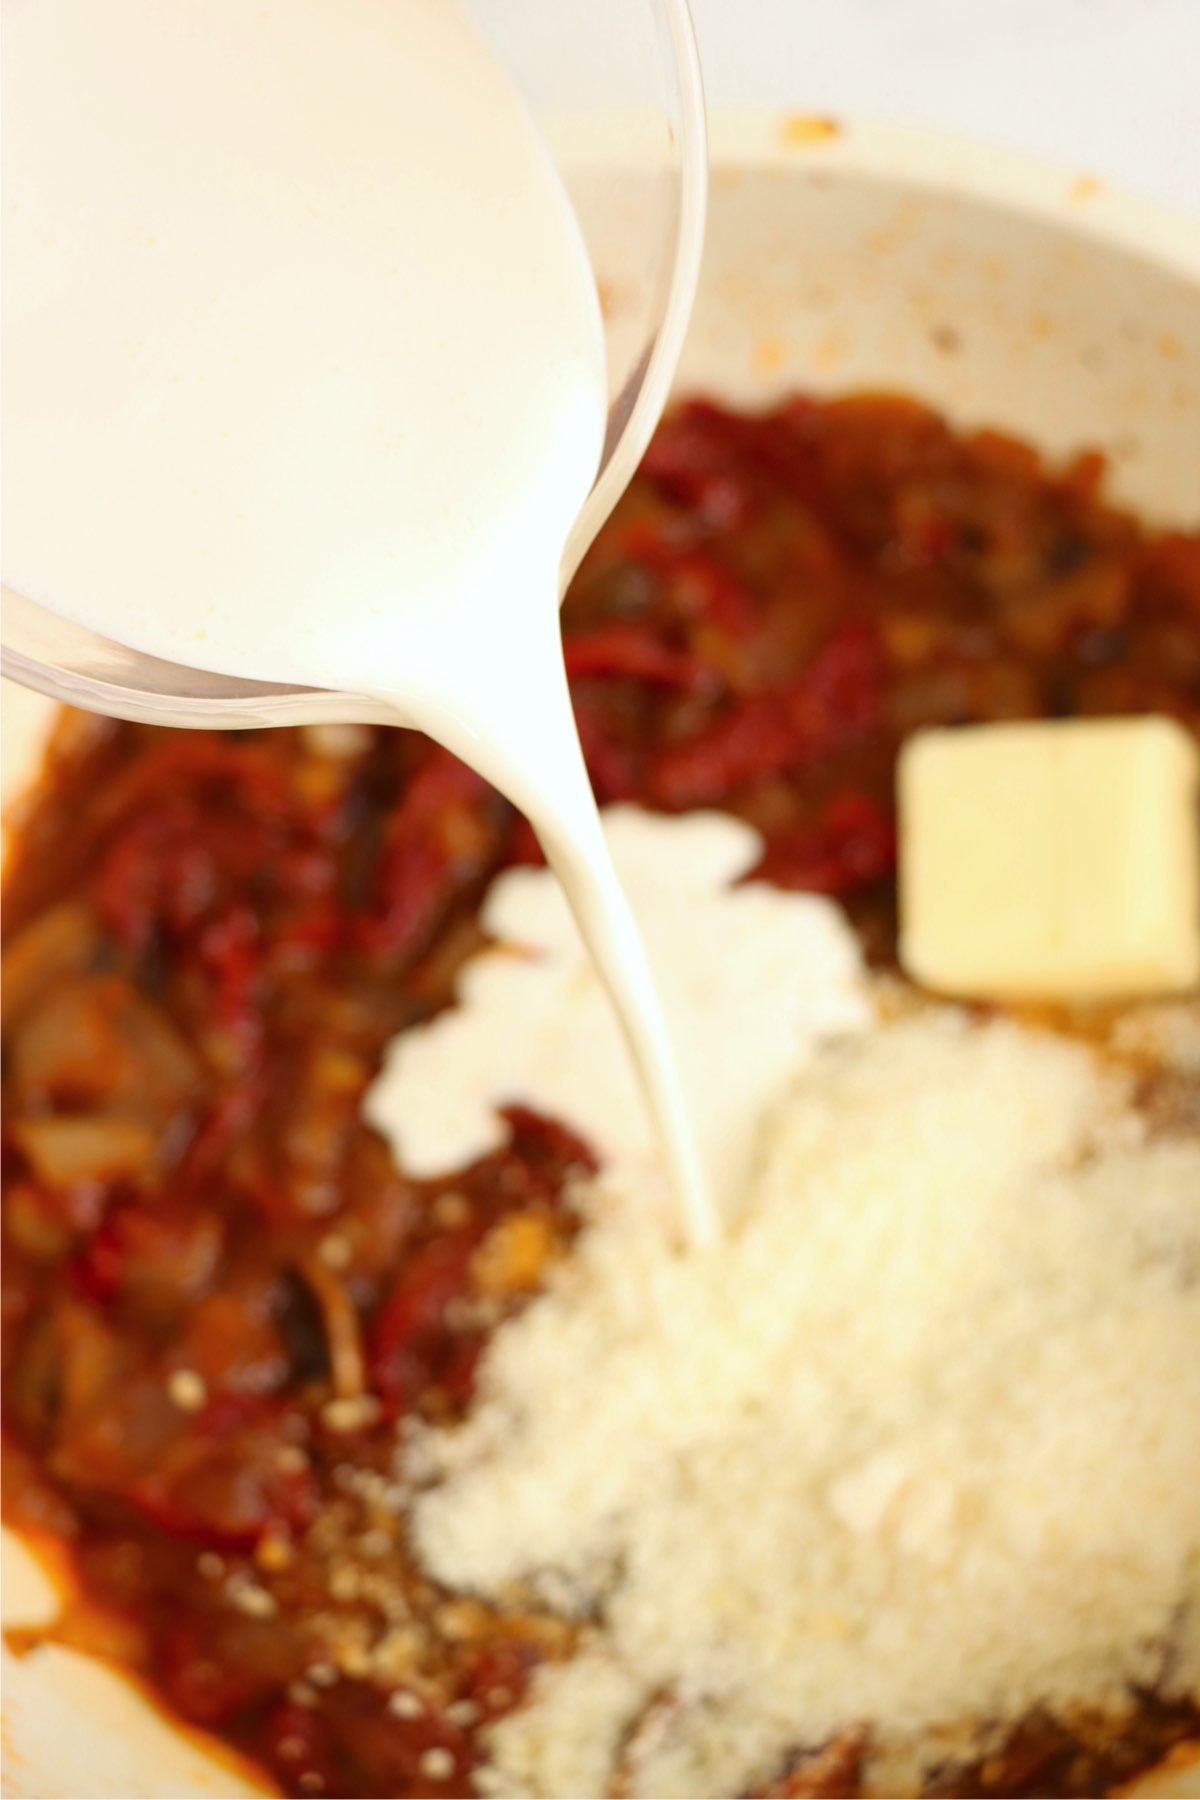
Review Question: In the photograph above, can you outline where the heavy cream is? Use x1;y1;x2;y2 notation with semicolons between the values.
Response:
365;807;871;1216
3;0;710;1238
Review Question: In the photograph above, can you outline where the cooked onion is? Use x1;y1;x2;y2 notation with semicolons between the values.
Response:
12;1116;158;1187
296;1252;366;1400
1;903;102;1033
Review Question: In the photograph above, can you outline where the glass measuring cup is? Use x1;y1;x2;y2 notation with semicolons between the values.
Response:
1;0;707;732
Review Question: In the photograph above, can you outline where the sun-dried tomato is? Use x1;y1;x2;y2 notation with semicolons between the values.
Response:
565;620;713;691
752;793;896;896
369;1228;486;1415
648;620;884;807
571;694;644;803
159;1617;281;1727
353;749;503;961
641;400;760;527
370;1108;593;1415
75;1197;224;1316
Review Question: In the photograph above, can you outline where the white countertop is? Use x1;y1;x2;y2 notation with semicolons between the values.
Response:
691;0;1198;216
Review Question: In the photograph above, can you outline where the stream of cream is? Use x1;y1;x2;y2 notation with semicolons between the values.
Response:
3;0;711;1240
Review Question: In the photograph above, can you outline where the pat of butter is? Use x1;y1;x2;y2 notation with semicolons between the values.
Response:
898;716;1200;1001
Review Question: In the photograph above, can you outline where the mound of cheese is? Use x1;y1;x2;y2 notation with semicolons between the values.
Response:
367;810;1200;1798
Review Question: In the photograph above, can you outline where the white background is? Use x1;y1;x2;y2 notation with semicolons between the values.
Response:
690;0;1199;215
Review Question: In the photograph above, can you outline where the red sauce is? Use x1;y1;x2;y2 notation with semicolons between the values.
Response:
4;395;1200;1798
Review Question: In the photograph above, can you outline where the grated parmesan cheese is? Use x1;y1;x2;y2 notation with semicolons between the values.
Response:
364;807;1200;1796
403;1013;1200;1796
